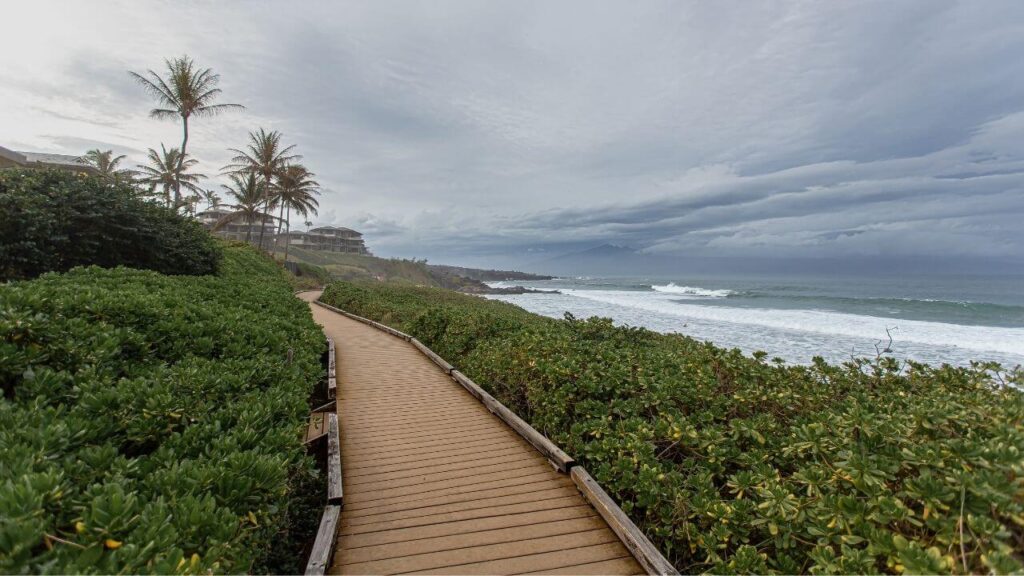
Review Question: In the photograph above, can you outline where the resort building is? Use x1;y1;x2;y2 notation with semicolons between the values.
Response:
0;145;97;173
195;213;370;254
279;226;371;254
195;209;277;243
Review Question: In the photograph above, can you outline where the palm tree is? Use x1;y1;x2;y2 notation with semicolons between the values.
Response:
214;172;267;244
83;149;133;184
223;128;299;250
200;188;221;211
182;194;201;216
130;56;242;208
136;145;206;208
273;164;320;262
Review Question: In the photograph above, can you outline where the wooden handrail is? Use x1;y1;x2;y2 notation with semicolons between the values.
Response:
304;505;341;575
326;337;337;399
326;413;343;505
411;338;454;374
571;467;679;575
304;325;344;573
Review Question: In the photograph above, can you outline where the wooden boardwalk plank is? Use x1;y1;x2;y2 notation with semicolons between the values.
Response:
300;293;646;576
344;452;543;488
335;516;609;566
340;506;598;549
343;529;617;574
404;542;632;575
342;471;563;511
340;495;587;536
527;557;647;575
344;454;547;491
342;477;575;519
341;486;579;527
343;445;531;477
342;437;523;468
341;461;558;505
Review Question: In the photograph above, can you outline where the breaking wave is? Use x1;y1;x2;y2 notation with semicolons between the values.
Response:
651;283;732;298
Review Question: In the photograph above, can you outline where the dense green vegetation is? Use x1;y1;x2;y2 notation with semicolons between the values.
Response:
1;244;324;573
321;281;1024;575
0;169;221;281
283;260;333;291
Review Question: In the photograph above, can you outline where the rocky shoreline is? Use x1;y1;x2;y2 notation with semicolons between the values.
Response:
460;284;560;295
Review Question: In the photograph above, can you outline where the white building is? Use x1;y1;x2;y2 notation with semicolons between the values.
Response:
0;145;96;173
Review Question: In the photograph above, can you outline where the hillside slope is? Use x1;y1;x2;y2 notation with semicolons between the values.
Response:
276;248;547;292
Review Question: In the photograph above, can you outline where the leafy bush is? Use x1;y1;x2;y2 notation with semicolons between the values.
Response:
283;260;332;290
0;168;221;281
0;244;324;573
321;281;1024;575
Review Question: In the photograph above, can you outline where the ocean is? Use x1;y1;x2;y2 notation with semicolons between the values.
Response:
484;273;1024;368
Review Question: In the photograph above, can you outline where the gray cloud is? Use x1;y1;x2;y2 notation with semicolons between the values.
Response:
2;0;1022;269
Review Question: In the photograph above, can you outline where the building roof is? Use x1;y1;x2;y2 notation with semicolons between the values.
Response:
309;226;362;236
197;210;276;226
20;151;92;168
1;145;96;172
196;209;233;218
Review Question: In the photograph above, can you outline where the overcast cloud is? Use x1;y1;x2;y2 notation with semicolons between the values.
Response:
2;1;1023;268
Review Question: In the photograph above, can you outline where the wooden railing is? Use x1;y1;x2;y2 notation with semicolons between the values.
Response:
304;336;344;576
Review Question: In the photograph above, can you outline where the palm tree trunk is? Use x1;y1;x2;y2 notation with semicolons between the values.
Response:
245;215;253;243
275;201;286;253
256;174;270;250
175;115;189;211
284;204;292;262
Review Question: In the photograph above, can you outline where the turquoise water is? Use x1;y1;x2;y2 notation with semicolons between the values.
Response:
485;273;1024;368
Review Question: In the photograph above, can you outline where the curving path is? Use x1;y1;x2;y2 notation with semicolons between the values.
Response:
300;292;643;575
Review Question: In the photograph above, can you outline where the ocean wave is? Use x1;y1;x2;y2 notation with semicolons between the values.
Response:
557;288;1024;358
651;282;732;297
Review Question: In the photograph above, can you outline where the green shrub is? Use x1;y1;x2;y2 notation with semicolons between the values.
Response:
0;244;323;573
0;168;221;281
283;260;332;290
321;281;1024;575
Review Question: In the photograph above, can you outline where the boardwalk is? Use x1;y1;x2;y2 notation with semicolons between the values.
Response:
302;293;644;575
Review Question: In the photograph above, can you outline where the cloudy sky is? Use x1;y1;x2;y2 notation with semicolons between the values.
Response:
3;1;1023;268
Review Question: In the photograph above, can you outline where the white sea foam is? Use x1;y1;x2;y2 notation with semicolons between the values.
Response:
651;283;732;297
563;289;1024;356
486;287;1024;367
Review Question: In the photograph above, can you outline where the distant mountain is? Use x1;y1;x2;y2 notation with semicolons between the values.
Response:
427;264;553;282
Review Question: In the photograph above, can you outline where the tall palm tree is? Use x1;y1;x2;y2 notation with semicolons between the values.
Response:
214;172;267;244
273;164;320;262
182;194;201;216
130;56;243;208
200;188;221;211
223;128;299;250
83;149;134;184
136;145;206;208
